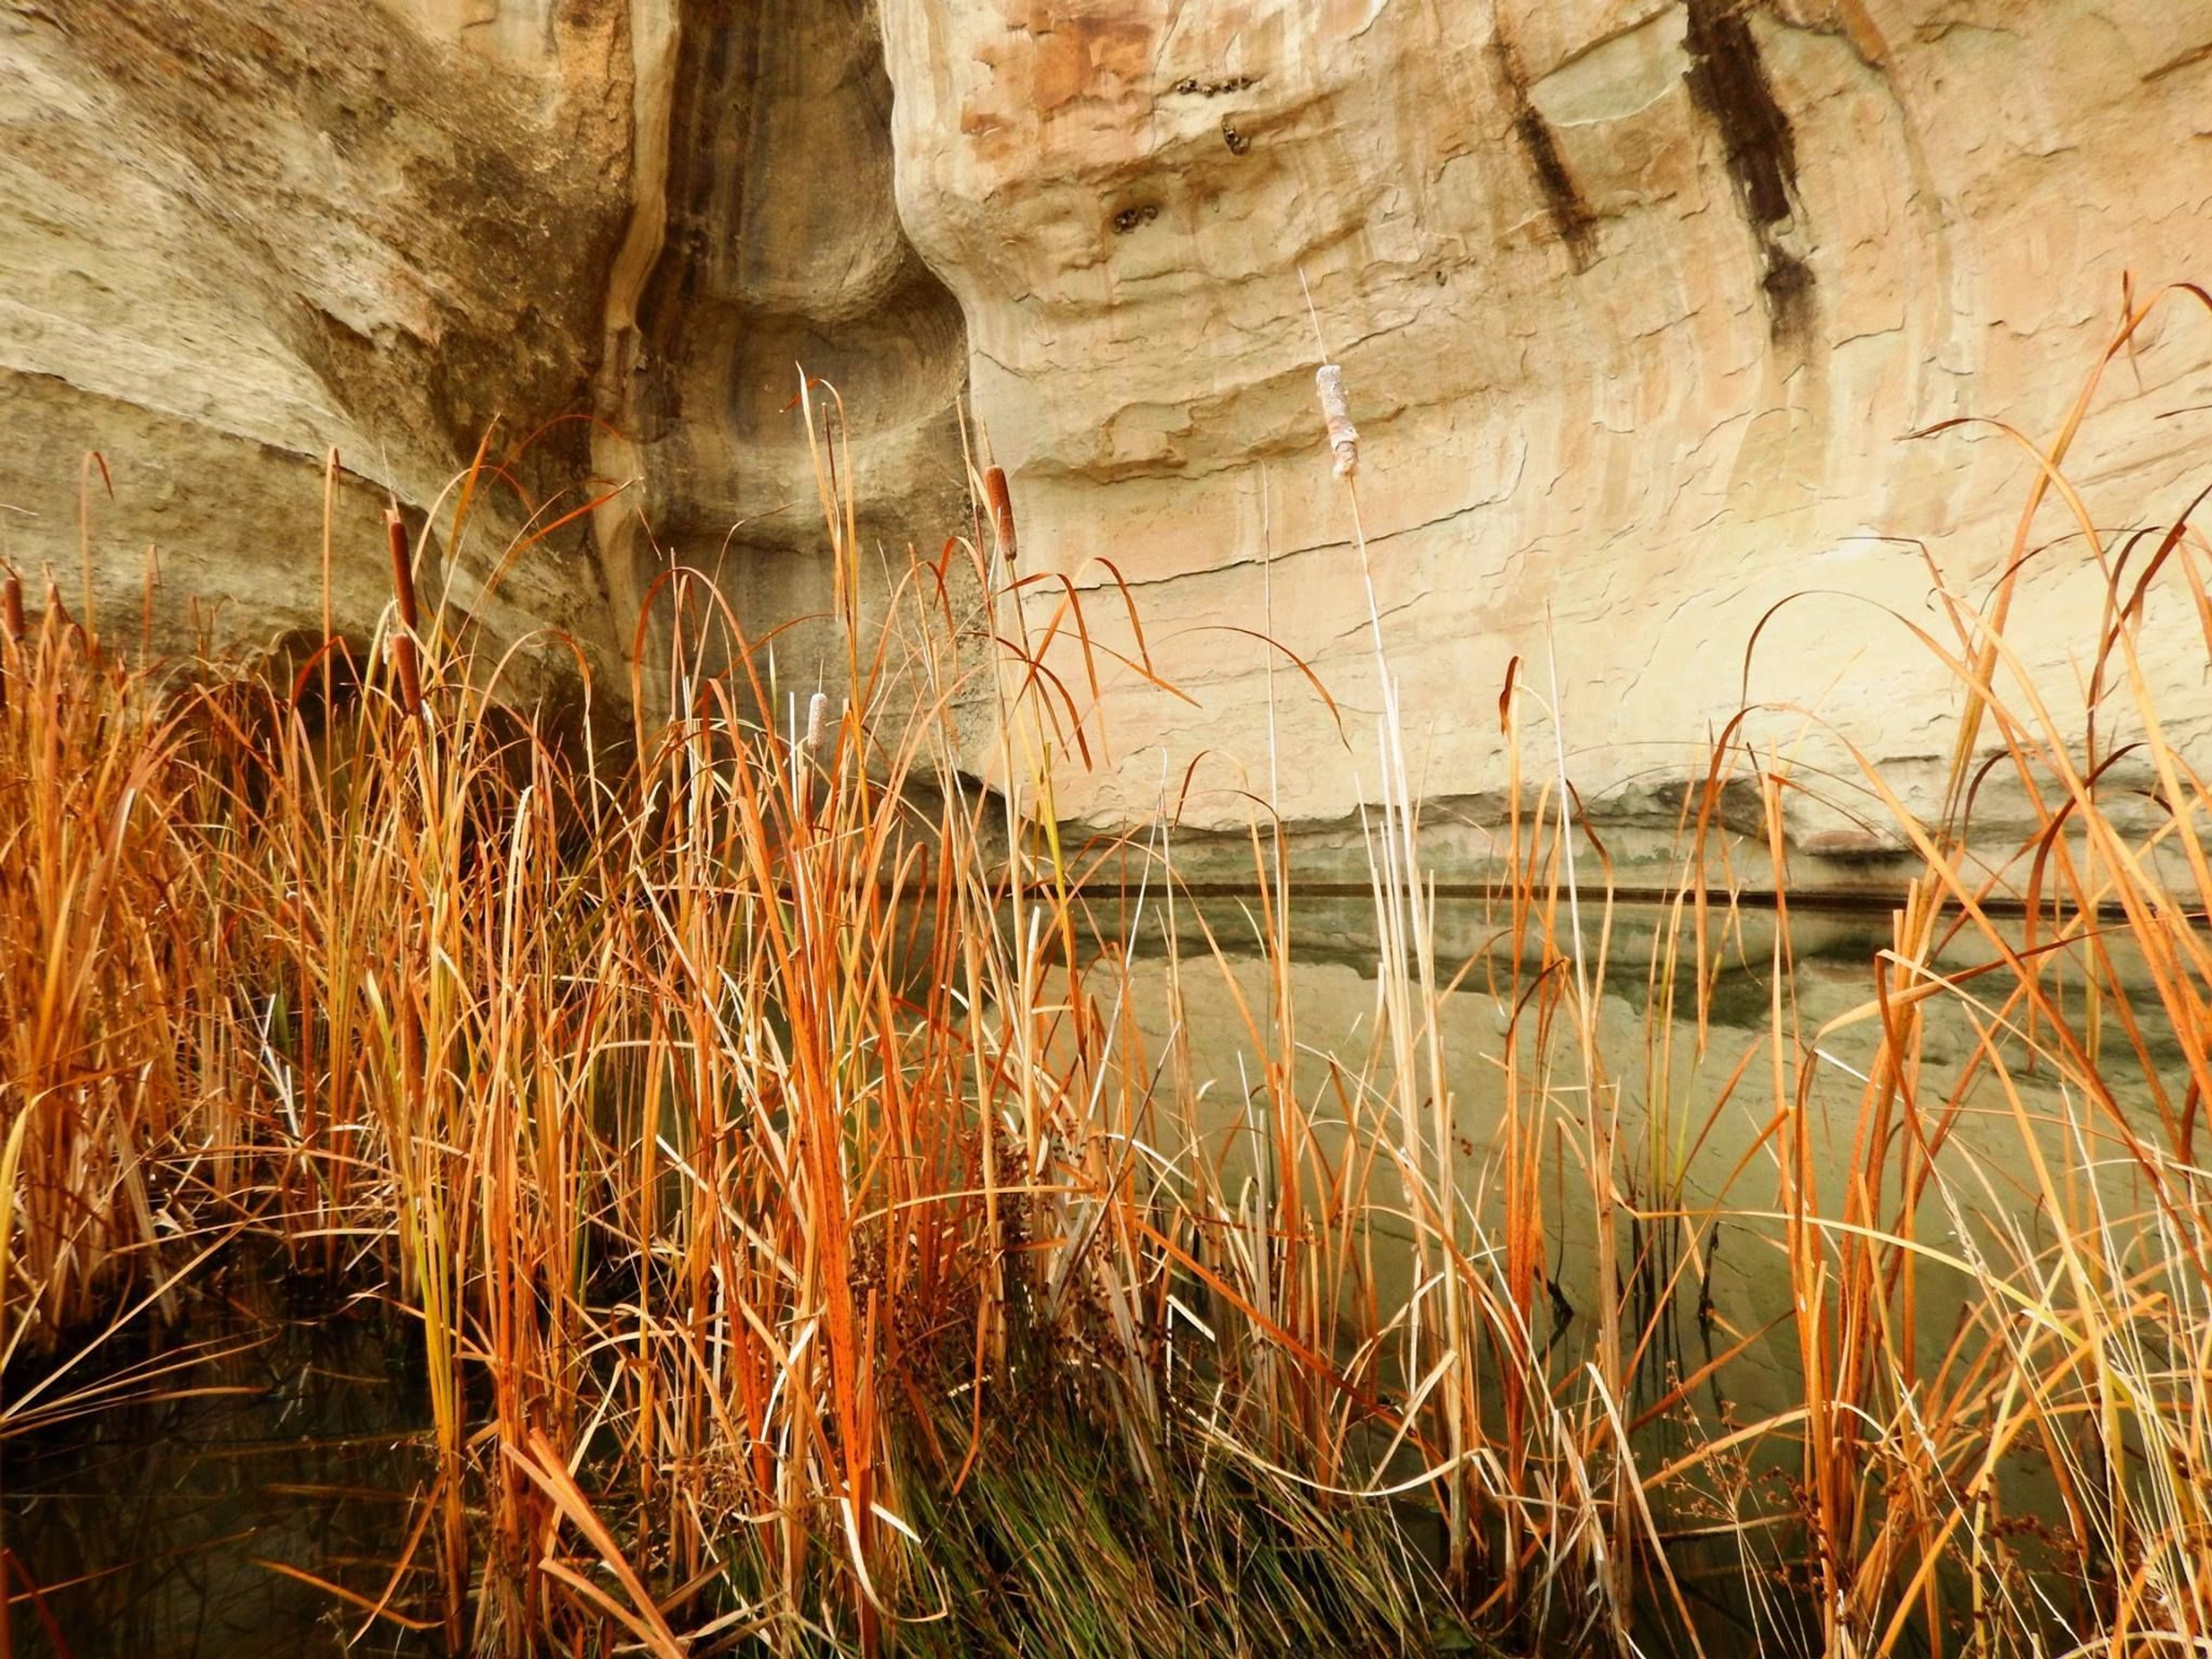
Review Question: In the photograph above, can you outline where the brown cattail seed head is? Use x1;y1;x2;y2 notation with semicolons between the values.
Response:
384;507;419;630
383;509;423;715
1315;363;1359;480
804;690;830;756
1;573;22;645
983;465;1018;563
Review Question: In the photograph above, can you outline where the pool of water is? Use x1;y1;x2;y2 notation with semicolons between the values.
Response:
1112;890;2177;1441
1;895;2179;1654
3;1300;434;1659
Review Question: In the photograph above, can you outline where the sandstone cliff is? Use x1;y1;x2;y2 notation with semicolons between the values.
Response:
882;0;2212;872
1;0;969;707
6;1;2211;872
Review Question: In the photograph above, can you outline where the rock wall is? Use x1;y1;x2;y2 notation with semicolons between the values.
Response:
1;0;968;709
879;0;2212;872
595;0;972;688
1;1;637;688
7;1;2212;870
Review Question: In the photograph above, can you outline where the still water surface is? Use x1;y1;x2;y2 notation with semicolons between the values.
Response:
4;1306;434;1659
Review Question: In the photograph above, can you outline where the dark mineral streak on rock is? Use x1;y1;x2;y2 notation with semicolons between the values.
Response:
1489;36;1597;274
1682;0;1816;342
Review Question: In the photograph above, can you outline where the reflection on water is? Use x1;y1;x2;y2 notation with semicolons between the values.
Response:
1123;892;2173;1425
3;1307;434;1659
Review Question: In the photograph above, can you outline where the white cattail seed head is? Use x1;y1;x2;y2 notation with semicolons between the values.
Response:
804;690;830;755
1314;363;1359;479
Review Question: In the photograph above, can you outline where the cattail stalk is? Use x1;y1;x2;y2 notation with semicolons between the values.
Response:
794;688;832;821
804;689;830;758
1310;331;1475;1587
0;571;18;715
1;571;21;646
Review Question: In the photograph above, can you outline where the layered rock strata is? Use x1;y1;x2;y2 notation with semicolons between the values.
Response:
880;0;2212;877
7;1;2212;880
1;0;969;710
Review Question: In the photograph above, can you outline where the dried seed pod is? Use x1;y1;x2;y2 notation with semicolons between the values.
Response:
0;571;16;714
983;465;1018;563
1315;363;1359;479
384;506;422;715
804;690;830;756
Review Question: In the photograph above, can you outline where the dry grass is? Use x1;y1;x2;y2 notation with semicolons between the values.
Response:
2;289;2209;1658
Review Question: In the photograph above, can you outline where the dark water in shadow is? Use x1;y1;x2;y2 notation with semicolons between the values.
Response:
3;1304;434;1659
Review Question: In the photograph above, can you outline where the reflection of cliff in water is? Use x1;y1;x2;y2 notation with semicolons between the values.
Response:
1110;894;2175;1432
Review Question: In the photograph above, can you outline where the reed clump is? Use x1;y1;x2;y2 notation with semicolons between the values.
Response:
0;579;255;1343
1;287;2209;1659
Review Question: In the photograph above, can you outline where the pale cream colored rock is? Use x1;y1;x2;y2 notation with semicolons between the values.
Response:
599;0;973;702
880;0;2212;873
9;0;2212;880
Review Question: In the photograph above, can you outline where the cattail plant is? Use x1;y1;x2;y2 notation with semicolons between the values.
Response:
8;287;2212;1659
0;569;20;715
383;505;423;715
983;464;1018;563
